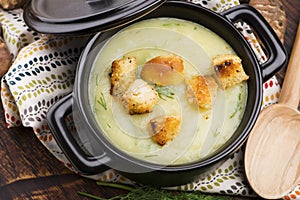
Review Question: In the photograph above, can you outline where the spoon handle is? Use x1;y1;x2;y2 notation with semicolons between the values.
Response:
279;23;300;109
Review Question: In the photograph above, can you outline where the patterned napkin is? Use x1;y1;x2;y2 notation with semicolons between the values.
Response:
0;1;299;199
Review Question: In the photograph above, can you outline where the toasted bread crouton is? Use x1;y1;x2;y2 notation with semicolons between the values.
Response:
141;54;185;86
150;116;180;146
122;79;159;115
110;57;137;97
212;54;249;89
186;75;218;110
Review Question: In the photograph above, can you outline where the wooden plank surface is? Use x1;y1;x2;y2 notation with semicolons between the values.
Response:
0;1;299;199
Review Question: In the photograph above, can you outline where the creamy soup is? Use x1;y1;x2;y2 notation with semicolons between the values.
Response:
89;18;247;165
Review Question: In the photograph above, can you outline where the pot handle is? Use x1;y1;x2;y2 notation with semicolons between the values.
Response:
46;93;110;174
222;5;287;82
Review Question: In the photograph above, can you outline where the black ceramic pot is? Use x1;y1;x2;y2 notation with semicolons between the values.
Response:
46;1;287;186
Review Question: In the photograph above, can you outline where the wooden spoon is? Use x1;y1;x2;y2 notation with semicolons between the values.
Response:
244;23;300;199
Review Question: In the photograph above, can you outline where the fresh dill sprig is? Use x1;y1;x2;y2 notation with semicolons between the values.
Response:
97;92;107;110
96;182;136;192
230;92;243;119
78;182;233;200
95;74;100;87
77;191;105;200
144;154;158;158
154;85;175;100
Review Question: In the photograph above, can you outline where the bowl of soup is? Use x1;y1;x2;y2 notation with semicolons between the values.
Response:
46;1;286;186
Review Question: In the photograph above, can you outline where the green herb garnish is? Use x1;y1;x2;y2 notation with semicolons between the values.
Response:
230;93;243;119
144;154;158;158
96;74;100;86
97;182;136;192
162;23;172;27
77;192;105;200
154;85;175;100
78;182;233;200
213;128;221;137
97;92;107;110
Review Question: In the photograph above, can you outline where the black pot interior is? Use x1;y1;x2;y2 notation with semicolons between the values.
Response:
75;1;262;173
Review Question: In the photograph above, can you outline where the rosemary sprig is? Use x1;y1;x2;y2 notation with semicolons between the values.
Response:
154;85;175;100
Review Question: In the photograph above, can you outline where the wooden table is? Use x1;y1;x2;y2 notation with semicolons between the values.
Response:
0;1;299;199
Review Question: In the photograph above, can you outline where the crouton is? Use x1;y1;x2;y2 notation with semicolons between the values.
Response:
110;57;137;97
186;75;218;110
212;54;249;89
150;116;180;146
121;79;159;115
141;54;185;86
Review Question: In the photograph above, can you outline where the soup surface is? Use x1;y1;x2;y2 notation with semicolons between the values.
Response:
89;18;247;165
